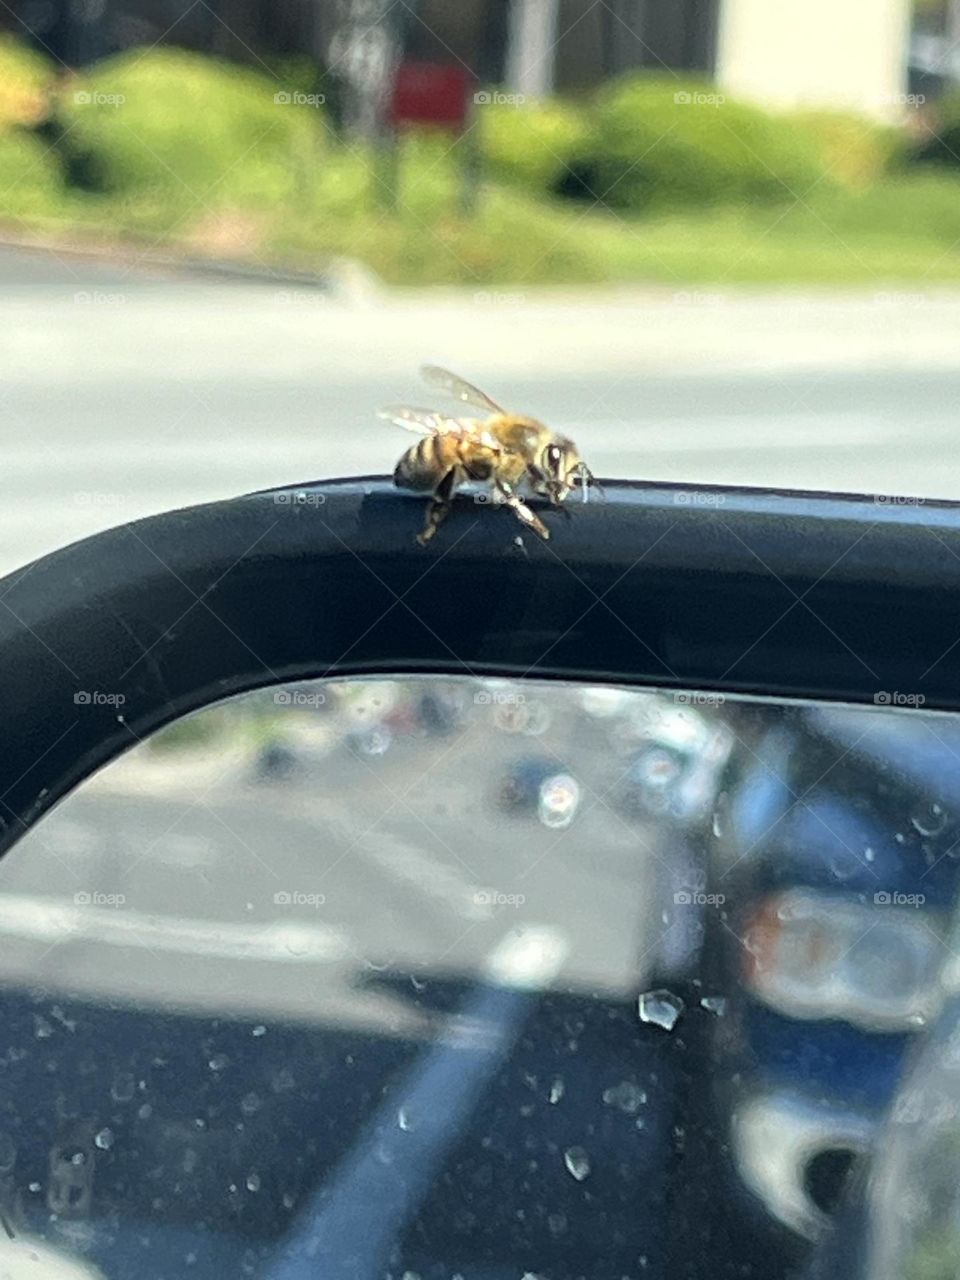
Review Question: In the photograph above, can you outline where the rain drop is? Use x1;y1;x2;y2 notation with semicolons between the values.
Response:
246;1173;261;1193
911;803;948;838
208;1054;229;1072
602;1082;646;1114
397;1108;414;1132
700;995;727;1016
638;989;684;1032
111;1073;136;1103
563;1146;591;1182
251;1026;267;1038
94;1128;114;1151
549;1078;565;1105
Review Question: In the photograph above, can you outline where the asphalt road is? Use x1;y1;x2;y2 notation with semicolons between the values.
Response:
0;684;673;1022
3;245;960;577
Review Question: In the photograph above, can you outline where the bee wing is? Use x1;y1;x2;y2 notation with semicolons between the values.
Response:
377;405;462;435
378;405;503;452
420;366;505;415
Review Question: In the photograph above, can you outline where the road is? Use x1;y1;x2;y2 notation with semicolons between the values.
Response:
0;681;677;1023
3;244;960;576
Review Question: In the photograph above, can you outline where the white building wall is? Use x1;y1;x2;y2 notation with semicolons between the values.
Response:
715;0;913;121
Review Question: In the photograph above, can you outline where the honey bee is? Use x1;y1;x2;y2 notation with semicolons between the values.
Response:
380;366;598;546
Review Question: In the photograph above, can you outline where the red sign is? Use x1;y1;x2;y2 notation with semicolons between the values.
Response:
389;60;473;130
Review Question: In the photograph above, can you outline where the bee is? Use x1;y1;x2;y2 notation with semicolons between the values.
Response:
379;366;598;546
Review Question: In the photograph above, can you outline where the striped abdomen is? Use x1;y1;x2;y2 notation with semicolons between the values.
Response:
393;433;460;492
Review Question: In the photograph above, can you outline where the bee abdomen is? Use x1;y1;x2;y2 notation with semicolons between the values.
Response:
394;435;451;491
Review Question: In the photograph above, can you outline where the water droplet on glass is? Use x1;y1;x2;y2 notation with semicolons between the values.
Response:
700;995;727;1016
828;850;858;881
602;1082;647;1114
252;1025;267;1038
547;1212;568;1237
563;1146;591;1181
28;1181;40;1193
94;1128;114;1151
110;1073;136;1103
549;1078;565;1104
397;1107;414;1132
282;1191;295;1210
638;989;684;1032
911;803;947;838
208;1054;229;1072
864;846;876;863
34;1015;53;1040
894;832;906;845
246;1173;261;1192
241;1092;262;1117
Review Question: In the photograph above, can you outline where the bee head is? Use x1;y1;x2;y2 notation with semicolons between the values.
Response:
538;436;597;505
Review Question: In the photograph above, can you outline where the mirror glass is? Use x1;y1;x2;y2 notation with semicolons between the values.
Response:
0;675;957;1280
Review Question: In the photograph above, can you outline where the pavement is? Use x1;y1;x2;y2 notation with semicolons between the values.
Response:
3;244;960;576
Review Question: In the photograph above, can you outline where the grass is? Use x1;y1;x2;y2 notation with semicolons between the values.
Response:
9;163;960;288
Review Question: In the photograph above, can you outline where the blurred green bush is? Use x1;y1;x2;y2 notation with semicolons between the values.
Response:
583;75;827;210
59;48;323;209
0;132;64;217
792;110;904;188
0;34;54;132
480;97;590;192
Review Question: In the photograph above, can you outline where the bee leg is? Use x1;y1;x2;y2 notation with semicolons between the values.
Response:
497;482;550;541
418;467;460;546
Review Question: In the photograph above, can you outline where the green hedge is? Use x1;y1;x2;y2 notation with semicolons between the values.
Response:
582;75;828;210
59;48;324;209
0;35;54;132
0;132;64;218
479;97;590;192
792;110;903;188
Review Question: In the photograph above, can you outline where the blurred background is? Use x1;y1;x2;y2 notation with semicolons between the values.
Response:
2;0;960;572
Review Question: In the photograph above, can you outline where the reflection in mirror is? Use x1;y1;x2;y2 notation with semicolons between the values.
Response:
0;676;958;1279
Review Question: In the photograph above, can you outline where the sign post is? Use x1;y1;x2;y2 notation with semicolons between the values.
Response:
387;61;477;215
